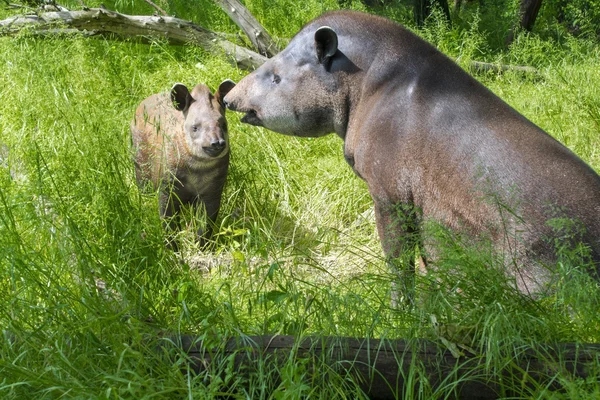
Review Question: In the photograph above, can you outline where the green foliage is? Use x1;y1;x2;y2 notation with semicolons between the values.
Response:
1;0;600;398
541;0;600;38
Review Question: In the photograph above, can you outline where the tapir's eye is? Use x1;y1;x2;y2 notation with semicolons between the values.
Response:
272;74;281;84
192;125;199;132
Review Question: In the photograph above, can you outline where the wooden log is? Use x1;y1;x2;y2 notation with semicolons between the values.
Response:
469;60;540;75
212;0;279;57
0;7;268;70
167;335;599;400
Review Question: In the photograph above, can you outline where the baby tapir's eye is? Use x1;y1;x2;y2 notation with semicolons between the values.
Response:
192;125;199;132
272;74;281;84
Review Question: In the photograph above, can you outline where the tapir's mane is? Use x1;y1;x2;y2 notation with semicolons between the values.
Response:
190;84;213;106
294;9;436;67
300;10;407;42
292;10;441;82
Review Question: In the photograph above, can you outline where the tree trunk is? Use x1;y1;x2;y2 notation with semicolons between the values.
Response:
505;0;544;46
453;0;462;14
518;0;544;31
453;0;485;14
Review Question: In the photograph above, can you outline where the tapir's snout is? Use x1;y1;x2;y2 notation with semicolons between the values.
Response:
202;138;227;157
222;86;264;127
222;92;235;111
222;83;247;114
222;96;244;114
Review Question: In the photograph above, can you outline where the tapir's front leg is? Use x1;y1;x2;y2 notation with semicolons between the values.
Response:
373;198;423;307
159;189;181;250
196;195;222;248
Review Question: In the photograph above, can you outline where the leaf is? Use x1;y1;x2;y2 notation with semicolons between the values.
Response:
265;290;288;303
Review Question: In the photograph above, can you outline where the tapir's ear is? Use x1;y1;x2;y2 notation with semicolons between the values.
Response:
314;26;338;69
214;79;236;108
170;83;191;112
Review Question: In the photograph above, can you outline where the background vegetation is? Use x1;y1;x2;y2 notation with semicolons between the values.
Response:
1;0;599;398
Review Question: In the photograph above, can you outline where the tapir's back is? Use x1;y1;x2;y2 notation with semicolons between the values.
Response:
315;11;600;274
131;93;184;188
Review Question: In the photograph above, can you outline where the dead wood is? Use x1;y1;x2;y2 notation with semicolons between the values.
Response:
0;7;542;76
143;0;167;17
164;334;599;400
0;7;267;70
212;0;279;57
469;60;540;75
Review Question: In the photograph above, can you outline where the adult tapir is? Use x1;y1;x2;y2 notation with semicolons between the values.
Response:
224;10;600;297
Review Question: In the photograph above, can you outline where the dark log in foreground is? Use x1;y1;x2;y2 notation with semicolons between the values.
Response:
168;335;599;400
0;7;267;70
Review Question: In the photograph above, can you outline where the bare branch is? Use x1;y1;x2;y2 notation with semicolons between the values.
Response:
143;0;167;17
212;0;278;57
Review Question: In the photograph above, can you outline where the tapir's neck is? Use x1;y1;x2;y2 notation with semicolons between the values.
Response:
333;90;352;140
332;69;367;140
328;35;427;140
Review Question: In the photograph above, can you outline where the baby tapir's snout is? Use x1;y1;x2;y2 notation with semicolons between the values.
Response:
206;137;226;154
199;125;227;157
131;80;236;248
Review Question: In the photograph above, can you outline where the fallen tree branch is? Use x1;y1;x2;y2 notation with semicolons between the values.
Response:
0;7;267;70
0;7;541;76
469;60;540;75
212;0;279;57
143;0;166;17
165;334;599;400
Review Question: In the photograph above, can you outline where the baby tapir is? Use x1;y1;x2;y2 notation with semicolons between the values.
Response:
131;80;235;247
224;10;600;298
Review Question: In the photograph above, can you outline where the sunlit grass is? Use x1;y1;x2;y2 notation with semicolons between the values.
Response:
1;1;599;398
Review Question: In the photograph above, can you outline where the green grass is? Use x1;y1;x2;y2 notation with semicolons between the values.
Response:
1;0;600;398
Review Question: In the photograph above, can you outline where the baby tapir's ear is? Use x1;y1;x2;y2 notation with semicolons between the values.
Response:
214;79;236;108
170;83;192;112
314;26;338;70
